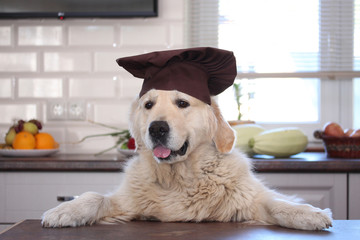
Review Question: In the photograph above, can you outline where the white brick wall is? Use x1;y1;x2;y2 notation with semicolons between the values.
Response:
0;53;37;72
0;0;186;154
18;26;63;46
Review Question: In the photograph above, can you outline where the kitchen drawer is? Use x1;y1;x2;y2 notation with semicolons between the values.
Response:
0;172;124;223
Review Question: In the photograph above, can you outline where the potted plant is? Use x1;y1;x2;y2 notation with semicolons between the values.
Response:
228;81;254;126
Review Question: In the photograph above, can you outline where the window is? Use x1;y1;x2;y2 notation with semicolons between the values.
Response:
188;0;360;142
218;0;320;124
355;79;360;127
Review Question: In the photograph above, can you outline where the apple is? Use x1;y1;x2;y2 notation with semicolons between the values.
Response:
29;119;42;130
323;122;344;137
23;122;39;135
350;129;360;138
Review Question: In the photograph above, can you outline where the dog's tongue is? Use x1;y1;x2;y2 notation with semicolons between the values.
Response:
153;145;171;158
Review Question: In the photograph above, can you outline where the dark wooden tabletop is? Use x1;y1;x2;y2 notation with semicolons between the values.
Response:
1;220;359;240
0;152;359;172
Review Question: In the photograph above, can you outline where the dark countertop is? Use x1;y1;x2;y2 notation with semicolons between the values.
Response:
0;153;126;172
1;219;359;240
0;152;359;173
252;152;360;173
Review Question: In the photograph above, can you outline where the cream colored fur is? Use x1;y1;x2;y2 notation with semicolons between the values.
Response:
42;90;332;230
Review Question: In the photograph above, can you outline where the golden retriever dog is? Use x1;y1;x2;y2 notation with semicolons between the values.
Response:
42;89;333;230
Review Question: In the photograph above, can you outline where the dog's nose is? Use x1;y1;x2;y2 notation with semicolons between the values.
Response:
149;121;169;141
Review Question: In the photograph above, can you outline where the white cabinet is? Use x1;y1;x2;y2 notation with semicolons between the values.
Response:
0;171;353;223
256;173;347;220
0;172;124;223
0;173;5;223
349;174;360;220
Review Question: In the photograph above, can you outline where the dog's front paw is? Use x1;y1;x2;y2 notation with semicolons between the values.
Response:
297;207;333;230
42;192;105;228
271;204;333;230
42;202;88;228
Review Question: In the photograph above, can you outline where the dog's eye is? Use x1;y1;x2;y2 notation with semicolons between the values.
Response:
144;101;154;110
176;99;190;109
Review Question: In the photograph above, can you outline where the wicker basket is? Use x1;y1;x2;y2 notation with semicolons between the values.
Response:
314;130;360;158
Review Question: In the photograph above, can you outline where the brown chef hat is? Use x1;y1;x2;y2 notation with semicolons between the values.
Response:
116;47;237;105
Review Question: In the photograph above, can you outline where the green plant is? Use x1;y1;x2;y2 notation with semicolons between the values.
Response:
233;82;242;120
75;121;131;156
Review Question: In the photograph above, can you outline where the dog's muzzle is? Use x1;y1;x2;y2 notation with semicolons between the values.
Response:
149;121;170;144
149;121;188;161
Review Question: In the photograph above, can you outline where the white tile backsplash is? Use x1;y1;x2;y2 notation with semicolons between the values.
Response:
0;104;38;124
91;101;131;125
120;76;143;98
170;23;184;47
0;53;37;72
69;77;118;98
44;52;92;72
120;25;168;46
0;26;11;46
162;0;185;20
18;78;63;98
0;78;13;98
69;26;114;46
18;26;63;46
94;52;125;72
0;0;186;153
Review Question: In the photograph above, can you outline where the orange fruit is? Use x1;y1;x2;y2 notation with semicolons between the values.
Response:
12;131;36;149
35;132;57;149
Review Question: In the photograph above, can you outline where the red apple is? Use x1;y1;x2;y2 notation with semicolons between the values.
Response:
344;128;354;137
323;122;344;137
127;137;136;150
350;129;360;138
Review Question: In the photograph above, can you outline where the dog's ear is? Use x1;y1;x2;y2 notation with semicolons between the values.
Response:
211;99;236;153
128;97;143;150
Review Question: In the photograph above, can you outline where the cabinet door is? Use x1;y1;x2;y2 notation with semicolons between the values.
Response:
0;174;5;223
1;172;124;223
349;174;360;220
256;173;347;220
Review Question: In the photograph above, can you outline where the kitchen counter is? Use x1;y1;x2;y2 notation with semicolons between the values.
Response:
252;152;360;173
0;152;359;172
1;219;359;240
0;153;126;172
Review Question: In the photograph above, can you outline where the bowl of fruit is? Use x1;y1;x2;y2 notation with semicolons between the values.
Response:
0;119;59;157
314;122;360;158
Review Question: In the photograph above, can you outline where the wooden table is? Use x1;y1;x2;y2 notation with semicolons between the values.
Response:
1;220;359;240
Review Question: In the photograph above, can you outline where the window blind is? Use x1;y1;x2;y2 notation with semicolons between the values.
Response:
354;0;360;70
187;0;360;79
186;0;219;48
320;0;353;71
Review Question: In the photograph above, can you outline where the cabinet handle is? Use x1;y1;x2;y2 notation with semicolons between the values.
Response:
57;196;79;202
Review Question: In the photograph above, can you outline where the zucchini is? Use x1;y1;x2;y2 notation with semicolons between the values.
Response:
249;127;308;157
232;124;265;156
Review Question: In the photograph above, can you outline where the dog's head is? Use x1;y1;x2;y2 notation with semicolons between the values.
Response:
129;89;235;164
